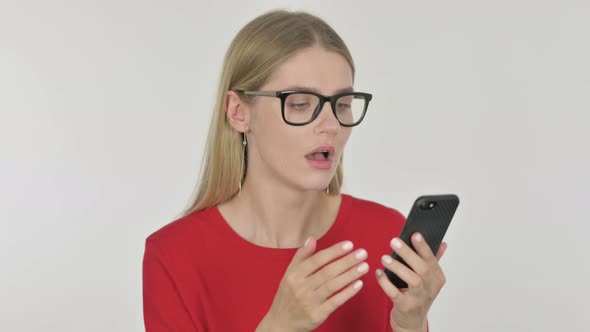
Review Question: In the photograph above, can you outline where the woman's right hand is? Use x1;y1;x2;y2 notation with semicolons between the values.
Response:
256;236;369;332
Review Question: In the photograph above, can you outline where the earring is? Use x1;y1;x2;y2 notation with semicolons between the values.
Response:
239;133;247;196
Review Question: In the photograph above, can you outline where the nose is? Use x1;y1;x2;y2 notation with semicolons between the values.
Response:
314;100;340;134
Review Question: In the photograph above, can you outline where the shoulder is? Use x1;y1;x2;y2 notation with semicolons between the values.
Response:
344;193;406;228
339;194;407;248
343;195;406;234
144;207;217;256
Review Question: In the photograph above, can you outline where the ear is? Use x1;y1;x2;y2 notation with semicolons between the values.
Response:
225;90;249;133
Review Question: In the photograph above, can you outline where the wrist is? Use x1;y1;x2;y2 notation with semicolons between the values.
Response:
255;314;300;332
391;319;428;332
255;316;279;332
392;327;427;332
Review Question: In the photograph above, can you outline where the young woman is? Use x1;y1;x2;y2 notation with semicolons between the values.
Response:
143;10;447;332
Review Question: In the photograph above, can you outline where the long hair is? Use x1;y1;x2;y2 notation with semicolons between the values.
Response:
183;10;355;215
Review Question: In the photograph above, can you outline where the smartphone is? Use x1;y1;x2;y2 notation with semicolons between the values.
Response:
384;194;460;289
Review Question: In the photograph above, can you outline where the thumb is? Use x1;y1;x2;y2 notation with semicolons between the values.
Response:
292;236;316;263
435;242;448;262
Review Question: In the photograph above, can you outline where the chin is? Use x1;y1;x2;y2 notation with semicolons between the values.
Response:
296;173;334;192
280;160;339;192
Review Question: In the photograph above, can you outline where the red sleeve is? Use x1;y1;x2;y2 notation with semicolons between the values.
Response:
142;239;204;332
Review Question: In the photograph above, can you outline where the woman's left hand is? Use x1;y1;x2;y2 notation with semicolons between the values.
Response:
375;233;447;332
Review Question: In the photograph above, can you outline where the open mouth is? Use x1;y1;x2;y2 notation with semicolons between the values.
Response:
305;146;335;170
305;146;335;162
307;151;331;160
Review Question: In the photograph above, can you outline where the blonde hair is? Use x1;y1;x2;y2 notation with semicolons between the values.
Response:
183;10;356;215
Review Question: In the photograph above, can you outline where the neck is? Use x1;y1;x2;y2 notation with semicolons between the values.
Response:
220;177;337;249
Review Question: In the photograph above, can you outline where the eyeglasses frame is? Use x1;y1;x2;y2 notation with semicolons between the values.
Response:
235;90;373;127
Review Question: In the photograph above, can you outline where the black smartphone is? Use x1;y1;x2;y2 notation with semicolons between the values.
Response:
384;194;460;288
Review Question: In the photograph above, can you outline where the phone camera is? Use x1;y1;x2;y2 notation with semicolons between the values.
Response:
420;200;437;210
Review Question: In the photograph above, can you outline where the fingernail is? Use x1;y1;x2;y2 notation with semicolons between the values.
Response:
382;255;393;264
304;237;311;247
353;280;363;289
391;238;403;249
376;269;383;277
355;249;367;260
415;233;423;242
342;241;353;251
357;262;369;273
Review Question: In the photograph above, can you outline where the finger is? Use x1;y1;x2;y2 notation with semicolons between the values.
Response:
297;240;355;278
435;242;448;262
390;237;428;275
375;269;402;300
317;279;364;321
381;254;423;288
410;233;437;264
307;248;367;290
315;260;369;300
290;236;317;266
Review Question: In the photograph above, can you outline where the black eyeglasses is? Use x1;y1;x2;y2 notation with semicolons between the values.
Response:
236;90;372;127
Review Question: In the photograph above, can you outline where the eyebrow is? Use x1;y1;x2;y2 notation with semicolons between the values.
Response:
282;85;354;95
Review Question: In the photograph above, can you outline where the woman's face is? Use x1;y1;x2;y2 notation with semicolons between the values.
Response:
246;45;354;192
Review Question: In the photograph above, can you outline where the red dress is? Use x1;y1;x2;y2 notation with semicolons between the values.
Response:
143;194;406;331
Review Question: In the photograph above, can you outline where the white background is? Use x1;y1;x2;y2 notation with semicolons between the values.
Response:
1;0;589;331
